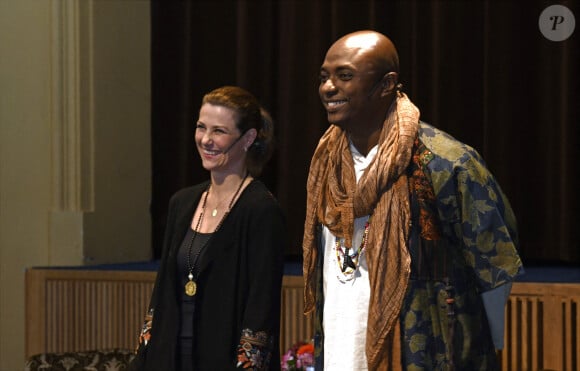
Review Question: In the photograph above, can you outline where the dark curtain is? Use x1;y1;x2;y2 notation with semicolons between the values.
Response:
151;0;579;266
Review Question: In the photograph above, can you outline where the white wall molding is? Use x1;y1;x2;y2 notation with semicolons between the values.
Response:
50;0;94;212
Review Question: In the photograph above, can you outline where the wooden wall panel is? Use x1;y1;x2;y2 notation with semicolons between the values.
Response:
25;269;156;357
25;269;315;358
500;282;580;371
280;275;314;354
25;268;580;371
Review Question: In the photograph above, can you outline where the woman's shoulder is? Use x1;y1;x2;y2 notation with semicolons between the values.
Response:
241;180;282;209
170;181;209;204
239;181;286;232
245;179;277;198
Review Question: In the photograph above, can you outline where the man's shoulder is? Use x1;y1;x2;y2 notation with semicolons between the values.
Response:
417;121;483;165
415;122;498;195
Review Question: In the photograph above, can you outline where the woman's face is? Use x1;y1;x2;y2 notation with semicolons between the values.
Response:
195;103;247;175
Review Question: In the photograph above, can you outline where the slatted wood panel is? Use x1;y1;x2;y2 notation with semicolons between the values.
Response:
25;269;156;357
25;269;315;358
26;269;580;370
500;282;580;371
280;275;314;354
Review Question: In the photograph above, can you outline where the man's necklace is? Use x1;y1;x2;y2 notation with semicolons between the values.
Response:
335;221;369;282
184;173;248;296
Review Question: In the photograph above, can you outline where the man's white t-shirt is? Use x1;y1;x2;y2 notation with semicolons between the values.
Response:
322;142;377;370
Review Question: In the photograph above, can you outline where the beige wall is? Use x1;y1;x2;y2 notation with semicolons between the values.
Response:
0;1;151;369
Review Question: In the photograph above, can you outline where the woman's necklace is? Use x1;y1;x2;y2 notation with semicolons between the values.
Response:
335;221;369;282
210;192;231;217
184;173;249;296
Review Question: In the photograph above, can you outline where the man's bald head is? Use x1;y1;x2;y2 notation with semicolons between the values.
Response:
330;30;399;75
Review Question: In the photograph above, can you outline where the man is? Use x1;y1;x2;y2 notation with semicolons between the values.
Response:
302;30;523;370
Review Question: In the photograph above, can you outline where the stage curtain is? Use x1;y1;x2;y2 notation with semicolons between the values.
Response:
150;0;579;265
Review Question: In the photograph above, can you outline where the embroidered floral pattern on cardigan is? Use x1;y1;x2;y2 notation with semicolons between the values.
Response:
137;309;153;351
236;328;273;370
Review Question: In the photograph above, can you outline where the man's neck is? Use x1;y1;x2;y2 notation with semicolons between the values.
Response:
349;129;381;157
348;95;396;156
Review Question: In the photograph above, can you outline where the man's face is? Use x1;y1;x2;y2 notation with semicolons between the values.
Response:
318;39;383;131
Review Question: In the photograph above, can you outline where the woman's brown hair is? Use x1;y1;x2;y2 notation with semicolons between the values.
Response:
202;86;274;177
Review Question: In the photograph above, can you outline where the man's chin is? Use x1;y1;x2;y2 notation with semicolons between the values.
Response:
327;113;343;126
327;116;348;130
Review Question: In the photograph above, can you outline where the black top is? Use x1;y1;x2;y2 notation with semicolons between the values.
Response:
177;228;211;339
130;180;286;371
177;229;211;301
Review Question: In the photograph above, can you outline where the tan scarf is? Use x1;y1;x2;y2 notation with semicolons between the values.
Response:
302;92;419;369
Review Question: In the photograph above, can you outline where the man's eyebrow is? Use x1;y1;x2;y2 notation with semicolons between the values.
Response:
320;65;354;73
336;66;354;72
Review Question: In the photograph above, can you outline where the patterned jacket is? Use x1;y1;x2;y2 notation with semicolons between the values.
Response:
313;122;523;370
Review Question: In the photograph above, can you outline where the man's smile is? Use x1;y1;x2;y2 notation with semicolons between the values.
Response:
325;99;348;111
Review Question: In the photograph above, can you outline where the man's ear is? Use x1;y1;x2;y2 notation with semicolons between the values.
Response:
380;72;399;96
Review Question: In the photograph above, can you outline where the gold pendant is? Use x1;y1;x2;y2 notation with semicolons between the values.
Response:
211;208;218;217
185;279;197;296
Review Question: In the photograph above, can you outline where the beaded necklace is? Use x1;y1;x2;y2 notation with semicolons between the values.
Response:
184;173;248;296
335;221;369;281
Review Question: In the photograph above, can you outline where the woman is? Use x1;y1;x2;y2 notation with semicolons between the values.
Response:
130;86;286;370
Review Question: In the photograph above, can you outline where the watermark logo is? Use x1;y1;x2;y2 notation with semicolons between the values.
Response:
539;5;575;41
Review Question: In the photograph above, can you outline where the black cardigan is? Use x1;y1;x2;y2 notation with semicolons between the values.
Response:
133;180;285;370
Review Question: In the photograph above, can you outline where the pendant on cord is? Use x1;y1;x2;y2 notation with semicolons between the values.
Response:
185;273;197;296
341;247;357;272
